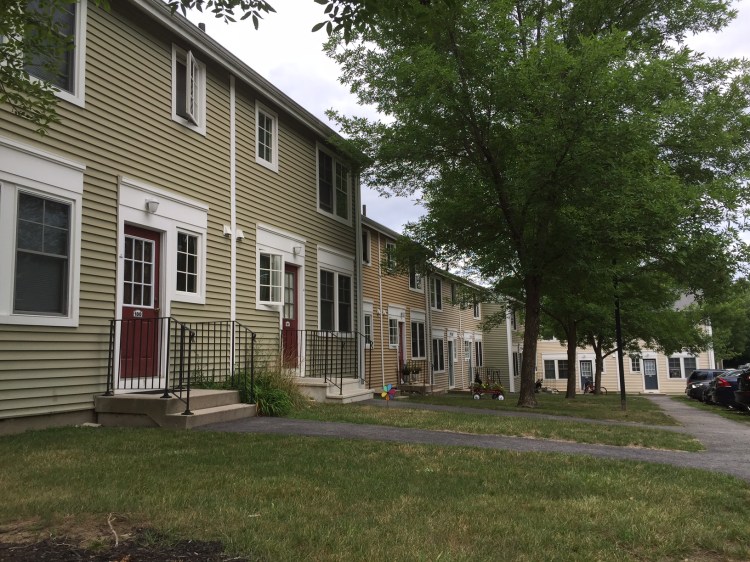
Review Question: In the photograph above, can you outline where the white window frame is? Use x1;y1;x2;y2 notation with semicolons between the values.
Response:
24;0;87;107
176;230;201;297
431;277;442;310
630;356;641;373
317;245;355;332
464;340;471;362
388;318;399;348
316;144;350;224
411;320;426;359
667;354;697;379
255;224;305;315
474;340;483;367
362;230;371;265
258;252;283;305
0;138;84;327
432;337;445;372
385;241;396;271
172;45;206;135
255;102;279;172
409;263;423;292
543;356;569;380
473;301;481;319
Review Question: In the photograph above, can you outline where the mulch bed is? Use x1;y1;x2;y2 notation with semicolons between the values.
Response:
0;528;249;562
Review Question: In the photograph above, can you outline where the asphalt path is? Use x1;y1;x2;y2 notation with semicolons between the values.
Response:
201;395;750;482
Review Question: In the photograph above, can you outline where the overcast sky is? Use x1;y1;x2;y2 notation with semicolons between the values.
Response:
189;1;750;233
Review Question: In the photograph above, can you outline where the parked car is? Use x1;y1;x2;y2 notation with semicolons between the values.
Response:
734;369;750;411
685;370;726;400
704;370;741;408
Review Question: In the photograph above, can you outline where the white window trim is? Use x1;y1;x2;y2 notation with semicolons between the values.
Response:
542;355;569;380
385;241;396;271
473;301;481;319
411;320;427;360
255;101;279;172
432;337;445;372
24;1;87;107
0;138;85;327
318;245;355;332
258;252;283;305
118;178;209;311
388;305;405;349
363;301;373;348
316;143;351;226
171;44;207;135
666;354;698;379
431;277;442;310
362;230;371;265
409;264;423;293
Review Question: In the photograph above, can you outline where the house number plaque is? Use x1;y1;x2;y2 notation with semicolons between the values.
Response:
133;310;143;318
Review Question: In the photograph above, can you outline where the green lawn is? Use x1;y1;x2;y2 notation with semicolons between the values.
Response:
407;392;677;425
290;403;701;451
0;428;747;561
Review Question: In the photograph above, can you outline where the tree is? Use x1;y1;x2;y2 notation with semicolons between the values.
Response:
326;0;750;407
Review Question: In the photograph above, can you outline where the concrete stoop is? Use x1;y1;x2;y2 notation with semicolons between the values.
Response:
295;377;373;404
95;389;256;429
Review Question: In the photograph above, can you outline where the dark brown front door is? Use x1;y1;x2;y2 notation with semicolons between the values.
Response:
120;225;161;378
282;264;298;368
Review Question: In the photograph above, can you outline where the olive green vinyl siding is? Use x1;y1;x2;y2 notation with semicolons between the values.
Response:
234;87;357;342
0;3;233;418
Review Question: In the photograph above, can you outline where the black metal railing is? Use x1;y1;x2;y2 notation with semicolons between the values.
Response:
281;330;369;395
106;318;257;413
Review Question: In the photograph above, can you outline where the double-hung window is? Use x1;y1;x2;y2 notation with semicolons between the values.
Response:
473;301;481;319
172;45;206;134
385;242;396;271
176;232;199;295
544;358;567;379
430;277;442;310
319;269;351;332
259;253;283;304
474;341;483;368
389;318;398;347
630;356;641;372
464;340;471;362
432;337;445;372
669;356;696;378
256;103;278;172
411;321;426;359
364;313;372;347
0;140;83;327
409;263;422;291
24;0;86;106
317;147;350;222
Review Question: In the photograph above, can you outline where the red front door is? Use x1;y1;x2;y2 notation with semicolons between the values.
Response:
281;264;298;368
120;225;161;378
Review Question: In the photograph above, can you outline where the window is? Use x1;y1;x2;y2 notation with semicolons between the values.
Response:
432;338;445;372
362;231;370;265
411;321;426;359
513;351;523;376
431;278;442;310
385;242;396;271
0;140;84;327
319;269;351;332
450;283;457;303
409;263;422;291
544;358;568;379
474;341;483;367
255;103;278;171
364;313;372;347
14;192;71;315
259;253;282;304
511;310;518;331
172;45;206;134
669;356;696;378
630;356;641;372
451;339;458;363
389;318;398;347
176;232;199;294
317;147;349;221
473;301;481;319
464;340;471;362
24;0;86;105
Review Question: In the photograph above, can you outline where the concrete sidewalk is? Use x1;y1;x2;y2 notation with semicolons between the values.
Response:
201;395;750;482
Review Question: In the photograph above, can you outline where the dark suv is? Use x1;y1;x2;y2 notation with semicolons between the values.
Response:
685;370;726;400
734;369;750;411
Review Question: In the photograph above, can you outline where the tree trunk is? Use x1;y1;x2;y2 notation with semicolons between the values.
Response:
518;275;542;407
592;335;604;394
565;319;577;399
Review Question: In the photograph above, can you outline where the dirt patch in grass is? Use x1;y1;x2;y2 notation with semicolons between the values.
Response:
0;518;248;562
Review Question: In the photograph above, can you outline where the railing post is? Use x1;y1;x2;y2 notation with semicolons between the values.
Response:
339;338;344;395
250;332;256;404
324;331;329;384
161;317;172;399
105;319;115;396
182;328;194;416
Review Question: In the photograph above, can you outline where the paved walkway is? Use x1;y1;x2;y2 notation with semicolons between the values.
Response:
201;395;750;482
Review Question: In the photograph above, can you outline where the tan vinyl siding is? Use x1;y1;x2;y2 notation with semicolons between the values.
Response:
481;303;511;389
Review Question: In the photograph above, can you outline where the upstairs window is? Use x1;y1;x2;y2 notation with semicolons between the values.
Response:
172;45;206;134
362;231;370;265
409;263;422;291
24;0;86;105
473;301;481;319
256;103;278;172
430;278;442;310
385;242;396;271
317;147;350;222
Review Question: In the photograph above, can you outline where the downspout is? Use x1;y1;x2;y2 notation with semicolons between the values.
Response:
458;300;464;388
229;75;237;324
354;181;364;384
377;232;385;387
425;271;432;390
506;307;515;393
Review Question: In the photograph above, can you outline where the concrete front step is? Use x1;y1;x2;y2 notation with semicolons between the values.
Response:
295;377;372;404
95;389;256;429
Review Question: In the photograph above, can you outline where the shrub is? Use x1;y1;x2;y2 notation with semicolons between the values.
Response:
252;369;306;416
